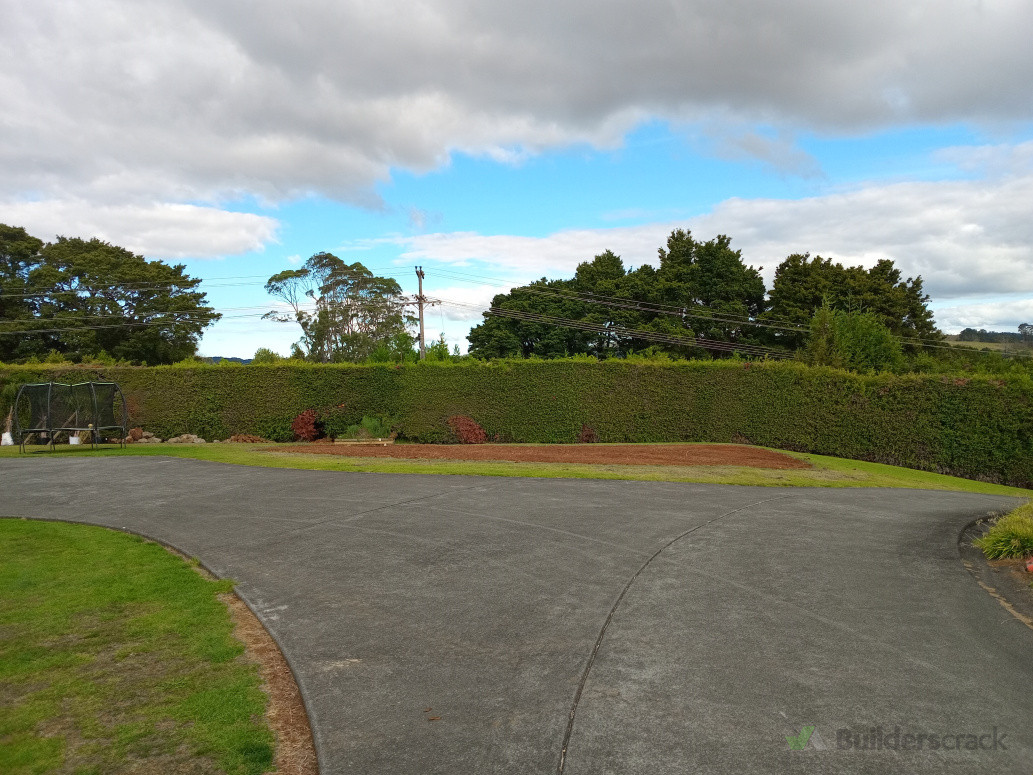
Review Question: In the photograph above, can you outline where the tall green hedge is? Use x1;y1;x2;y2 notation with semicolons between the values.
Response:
3;360;1032;487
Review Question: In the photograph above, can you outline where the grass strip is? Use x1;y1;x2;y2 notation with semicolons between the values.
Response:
0;519;274;775
2;442;1031;497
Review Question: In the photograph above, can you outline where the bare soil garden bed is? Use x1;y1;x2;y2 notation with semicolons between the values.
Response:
274;442;811;469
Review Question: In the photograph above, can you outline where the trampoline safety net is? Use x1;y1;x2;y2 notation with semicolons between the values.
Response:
12;381;128;449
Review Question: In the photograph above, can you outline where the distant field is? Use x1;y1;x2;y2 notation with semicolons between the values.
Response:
943;335;1033;353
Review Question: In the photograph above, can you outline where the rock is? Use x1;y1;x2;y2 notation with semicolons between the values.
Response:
166;433;206;444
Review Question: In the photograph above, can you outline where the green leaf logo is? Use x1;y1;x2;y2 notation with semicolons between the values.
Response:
786;726;815;750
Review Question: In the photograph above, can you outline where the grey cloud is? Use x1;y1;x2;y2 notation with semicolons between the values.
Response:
4;0;1033;209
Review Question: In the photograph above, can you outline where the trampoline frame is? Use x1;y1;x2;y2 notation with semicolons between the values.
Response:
12;381;128;451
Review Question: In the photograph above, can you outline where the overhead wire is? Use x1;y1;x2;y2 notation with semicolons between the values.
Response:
0;265;399;299
429;266;1000;355
1;263;1018;358
433;297;792;359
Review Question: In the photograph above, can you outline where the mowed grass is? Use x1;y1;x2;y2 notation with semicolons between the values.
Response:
0;519;274;775
2;441;1031;497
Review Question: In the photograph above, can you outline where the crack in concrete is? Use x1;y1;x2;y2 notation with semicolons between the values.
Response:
556;493;796;773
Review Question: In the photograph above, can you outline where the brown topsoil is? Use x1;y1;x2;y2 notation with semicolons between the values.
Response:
274;442;811;469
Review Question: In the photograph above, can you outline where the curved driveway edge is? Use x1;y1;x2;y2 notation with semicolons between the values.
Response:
2;456;1031;774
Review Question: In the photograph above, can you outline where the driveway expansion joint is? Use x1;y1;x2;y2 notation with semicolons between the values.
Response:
556;493;797;773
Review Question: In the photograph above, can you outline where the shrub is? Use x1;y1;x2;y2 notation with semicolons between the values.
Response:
975;506;1033;559
252;347;281;364
319;406;358;439
447;415;487;444
290;409;323;442
344;415;395;440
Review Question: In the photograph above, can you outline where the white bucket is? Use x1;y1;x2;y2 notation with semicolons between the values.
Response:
1;432;12;446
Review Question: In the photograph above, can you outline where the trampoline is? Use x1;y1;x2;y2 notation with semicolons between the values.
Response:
12;382;128;451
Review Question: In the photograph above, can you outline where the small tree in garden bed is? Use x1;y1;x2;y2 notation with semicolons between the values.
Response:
291;409;323;441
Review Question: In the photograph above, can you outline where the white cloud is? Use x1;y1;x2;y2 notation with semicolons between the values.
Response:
391;172;1033;303
2;200;279;259
934;140;1033;177
933;298;1033;333
4;0;1032;212
426;284;515;322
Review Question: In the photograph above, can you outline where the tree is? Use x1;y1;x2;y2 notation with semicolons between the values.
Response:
264;253;414;363
467;232;768;360
805;302;903;373
0;225;44;362
764;253;939;349
252;347;282;364
467;251;646;359
648;229;766;347
0;225;219;364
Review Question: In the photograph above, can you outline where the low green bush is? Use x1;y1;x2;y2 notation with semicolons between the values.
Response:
976;505;1033;559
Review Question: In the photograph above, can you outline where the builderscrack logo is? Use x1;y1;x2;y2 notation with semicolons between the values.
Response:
786;724;1007;752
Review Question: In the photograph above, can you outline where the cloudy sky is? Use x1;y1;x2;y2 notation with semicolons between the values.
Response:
4;0;1033;356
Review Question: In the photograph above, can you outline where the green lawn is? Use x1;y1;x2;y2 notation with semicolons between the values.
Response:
2;441;1031;497
0;519;274;775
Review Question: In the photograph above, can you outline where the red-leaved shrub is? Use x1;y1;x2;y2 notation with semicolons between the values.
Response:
291;409;323;442
447;415;487;444
577;424;599;444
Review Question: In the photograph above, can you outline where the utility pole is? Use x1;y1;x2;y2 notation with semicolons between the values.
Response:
415;266;426;360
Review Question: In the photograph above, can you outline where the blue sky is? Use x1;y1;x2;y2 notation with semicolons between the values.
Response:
4;1;1033;357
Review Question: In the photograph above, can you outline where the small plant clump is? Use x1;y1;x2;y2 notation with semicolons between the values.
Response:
227;434;273;443
343;415;394;440
447;415;487;444
291;409;323;442
577;424;599;443
976;506;1033;559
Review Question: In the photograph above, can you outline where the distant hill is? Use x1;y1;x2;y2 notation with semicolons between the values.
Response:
203;356;252;364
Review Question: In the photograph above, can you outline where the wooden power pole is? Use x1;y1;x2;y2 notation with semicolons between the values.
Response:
415;266;426;360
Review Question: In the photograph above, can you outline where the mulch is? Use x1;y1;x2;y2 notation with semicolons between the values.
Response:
272;443;811;469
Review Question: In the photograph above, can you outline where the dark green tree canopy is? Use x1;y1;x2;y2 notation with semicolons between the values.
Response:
467;230;768;360
764;253;939;349
264;253;414;363
0;224;219;364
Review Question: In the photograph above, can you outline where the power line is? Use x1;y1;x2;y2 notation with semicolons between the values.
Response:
432;267;814;334
0;265;400;299
0;312;269;336
433;297;792;359
430;267;999;355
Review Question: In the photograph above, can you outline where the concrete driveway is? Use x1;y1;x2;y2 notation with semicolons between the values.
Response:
2;456;1031;774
